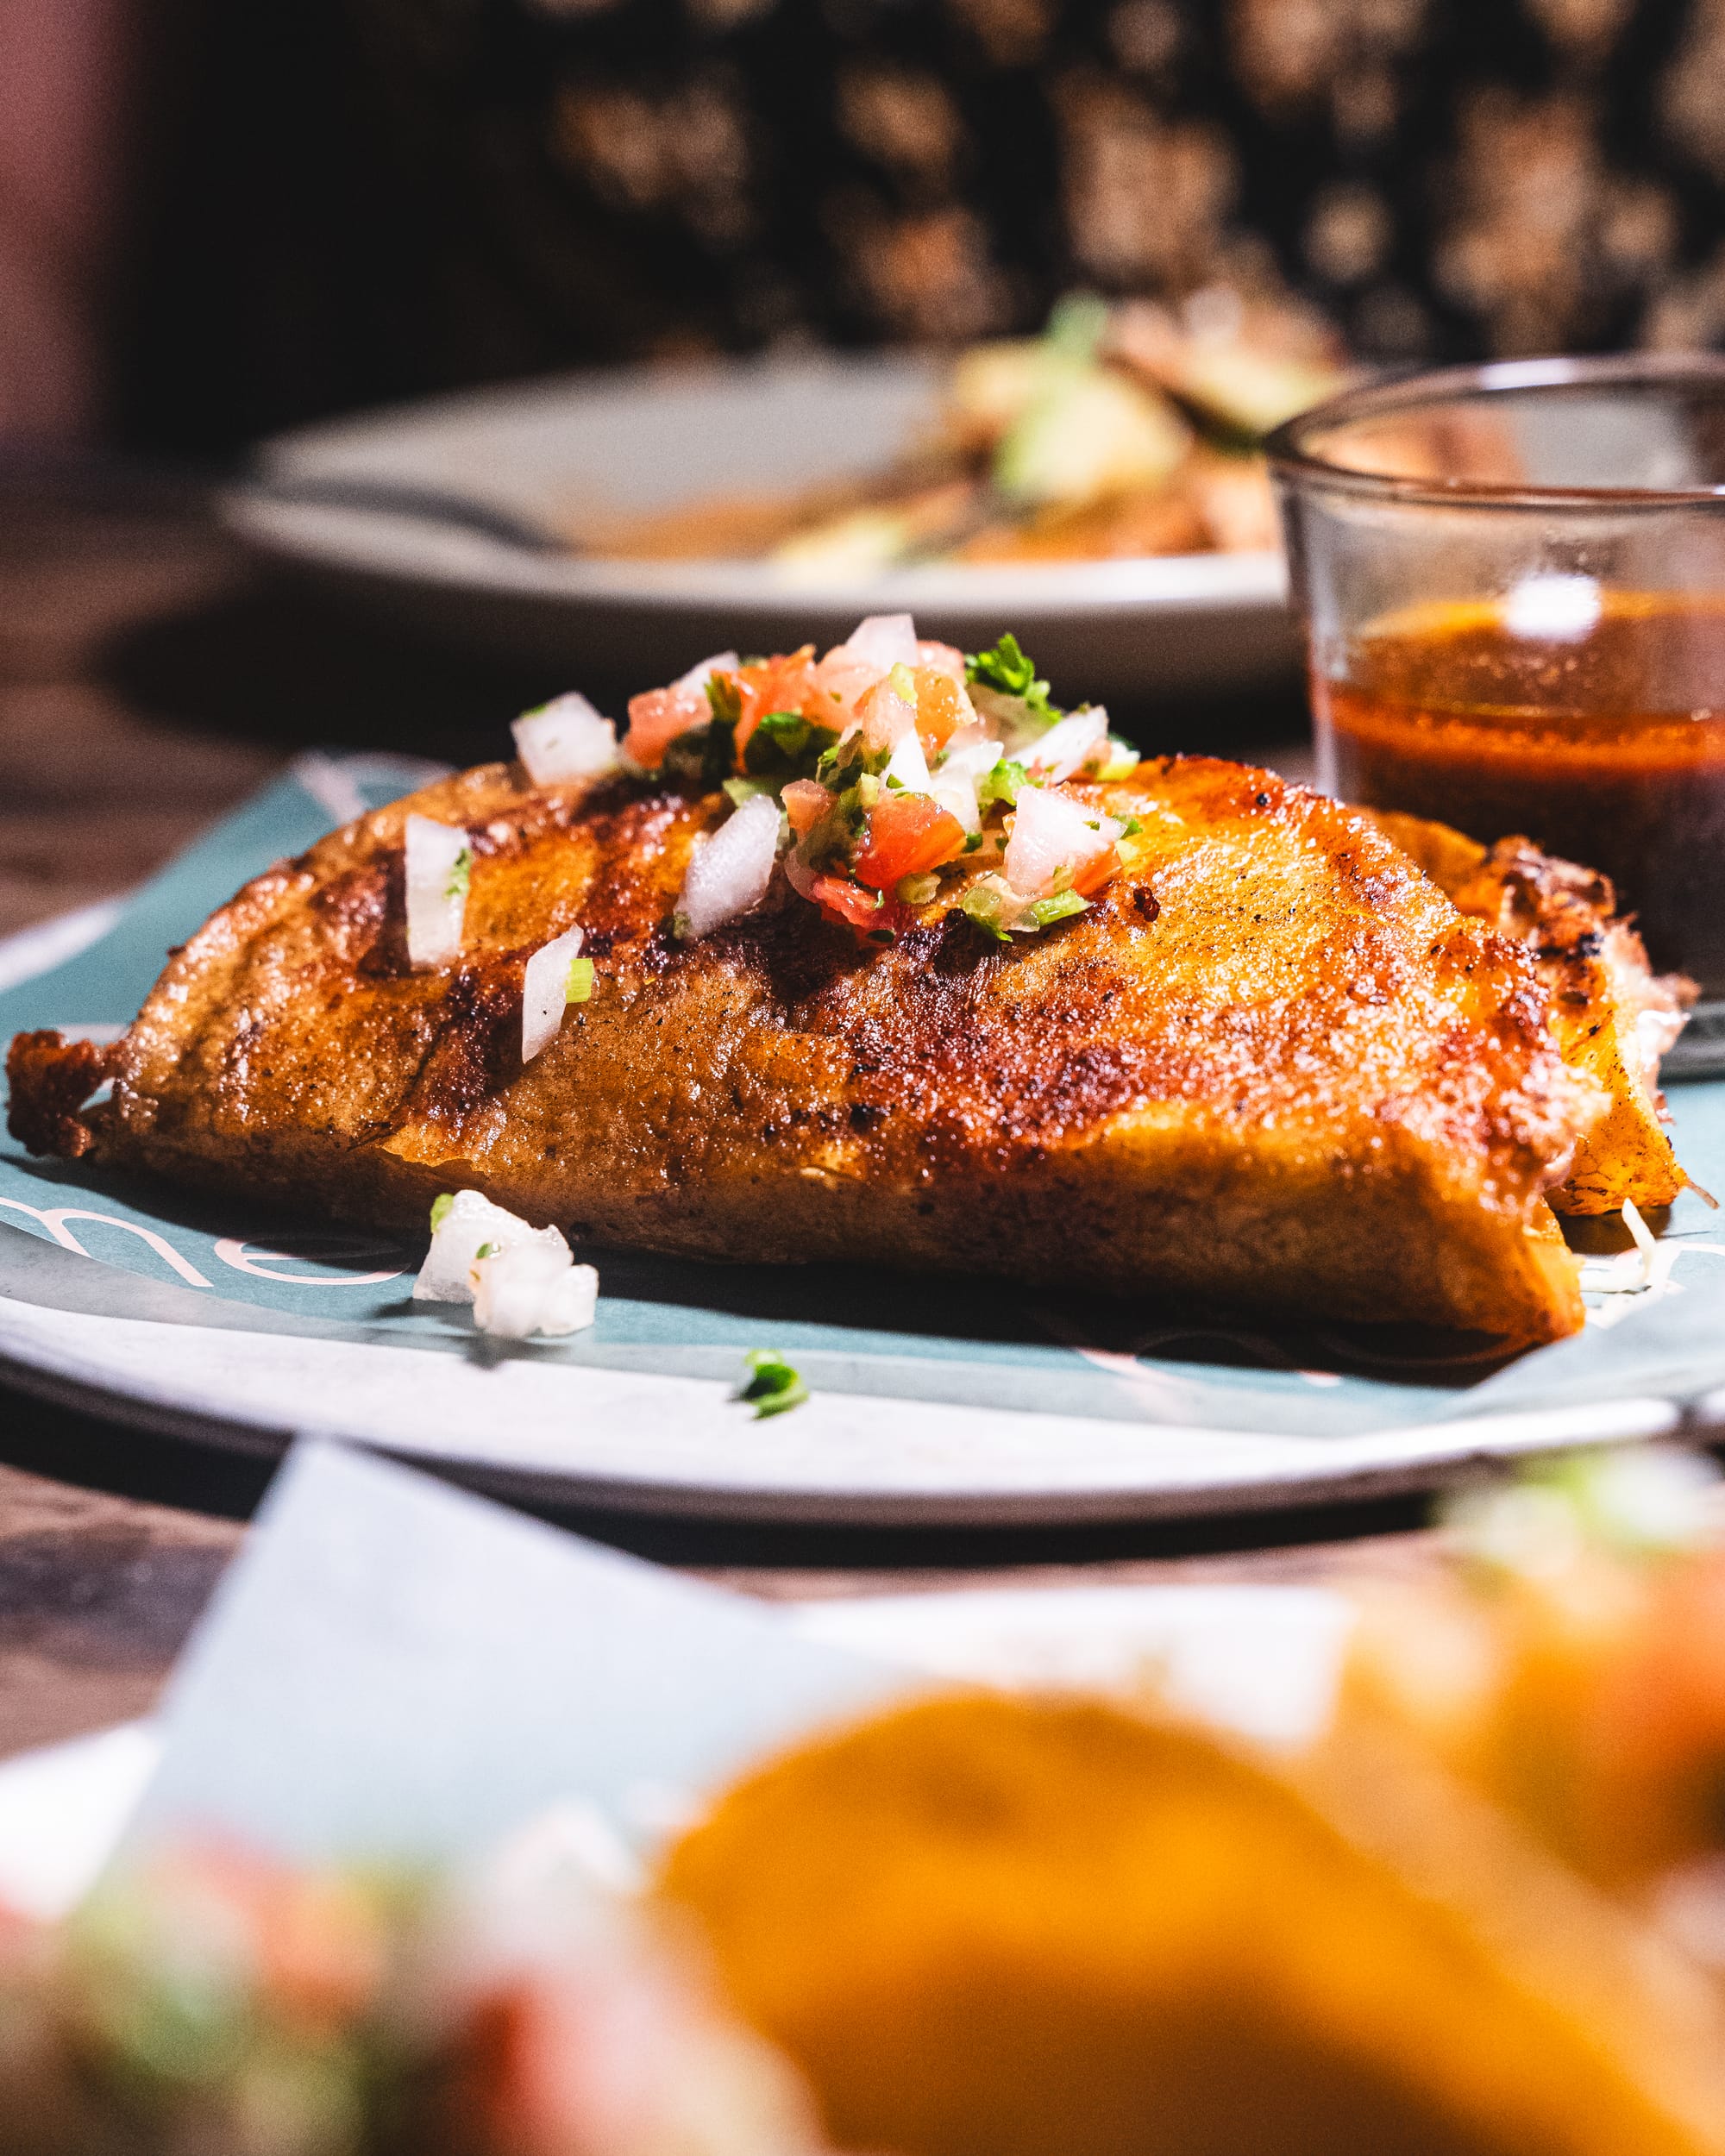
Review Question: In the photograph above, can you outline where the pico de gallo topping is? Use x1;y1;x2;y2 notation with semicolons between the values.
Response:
607;616;1140;943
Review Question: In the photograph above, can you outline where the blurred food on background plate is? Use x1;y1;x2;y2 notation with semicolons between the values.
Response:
586;290;1349;574
12;1450;1725;2154
1346;1446;1725;1904
0;1817;828;2156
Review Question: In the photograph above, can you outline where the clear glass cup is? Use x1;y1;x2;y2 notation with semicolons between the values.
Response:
1266;354;1725;1074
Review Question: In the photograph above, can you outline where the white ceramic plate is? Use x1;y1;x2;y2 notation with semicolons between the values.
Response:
5;761;1722;1529
223;354;1296;703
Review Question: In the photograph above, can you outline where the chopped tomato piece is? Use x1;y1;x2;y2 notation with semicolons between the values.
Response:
1070;845;1122;897
808;874;889;931
856;675;918;754
781;779;832;838
812;645;886;730
911;667;966;755
624;681;708;768
735;644;818;755
915;638;967;682
852;793;967;890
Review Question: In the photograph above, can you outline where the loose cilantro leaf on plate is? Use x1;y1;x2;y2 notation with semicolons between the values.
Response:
738;1348;808;1418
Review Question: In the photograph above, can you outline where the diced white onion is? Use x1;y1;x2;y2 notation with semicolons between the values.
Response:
471;1238;599;1339
930;774;982;832
962;872;1028;934
882;727;932;795
975;687;1049;758
676;792;781;939
1023;705;1108;783
926;730;1002;833
405;814;470;968
1005;784;1122;898
522;924;586;1065
676;649;741;692
844;613;919;670
915;639;968;683
941;731;1004;781
512;694;618;785
414;1189;560;1304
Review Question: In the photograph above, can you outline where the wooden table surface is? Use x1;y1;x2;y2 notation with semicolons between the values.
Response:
0;463;1434;1764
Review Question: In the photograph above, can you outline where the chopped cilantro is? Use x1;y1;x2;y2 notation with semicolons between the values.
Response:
1120;816;1143;836
738;1348;808;1418
756;709;812;751
743;708;840;780
959;883;1015;942
960;878;1088;939
964;635;1061;728
430;1193;455;1232
443;846;473;903
705;671;743;729
662;717;737;790
815;734;888;790
976;758;1028;809
1026;889;1089;929
474;1241;499;1261
797;780;873;877
962;830;986;852
723;775;776;808
565;956;595;1004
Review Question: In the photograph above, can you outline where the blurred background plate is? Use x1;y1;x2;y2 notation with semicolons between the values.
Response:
222;354;1295;706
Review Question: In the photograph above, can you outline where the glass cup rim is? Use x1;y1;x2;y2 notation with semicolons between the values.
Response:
1264;350;1725;511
